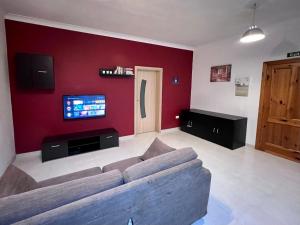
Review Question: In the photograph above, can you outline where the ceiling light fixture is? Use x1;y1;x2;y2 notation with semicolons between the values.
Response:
240;3;265;43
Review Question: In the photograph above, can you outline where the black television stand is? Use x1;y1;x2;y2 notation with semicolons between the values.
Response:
42;128;119;162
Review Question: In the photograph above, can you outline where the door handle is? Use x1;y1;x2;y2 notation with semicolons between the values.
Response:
213;128;215;133
217;128;219;134
37;70;48;74
50;144;60;148
105;136;113;139
140;80;146;118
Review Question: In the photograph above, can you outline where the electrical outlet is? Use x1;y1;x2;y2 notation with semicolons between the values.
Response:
175;115;180;119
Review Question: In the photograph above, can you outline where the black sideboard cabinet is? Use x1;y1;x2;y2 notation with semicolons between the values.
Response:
42;128;119;162
16;53;54;90
180;109;247;150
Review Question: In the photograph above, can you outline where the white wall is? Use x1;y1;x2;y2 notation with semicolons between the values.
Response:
0;7;15;176
191;17;300;145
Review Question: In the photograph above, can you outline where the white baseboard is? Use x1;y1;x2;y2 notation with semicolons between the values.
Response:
160;127;180;134
246;143;255;148
119;128;180;140
119;135;135;141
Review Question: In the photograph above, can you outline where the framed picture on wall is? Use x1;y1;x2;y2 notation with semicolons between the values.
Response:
235;77;250;97
210;64;232;82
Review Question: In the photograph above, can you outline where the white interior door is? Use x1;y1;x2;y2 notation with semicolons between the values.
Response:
136;70;157;134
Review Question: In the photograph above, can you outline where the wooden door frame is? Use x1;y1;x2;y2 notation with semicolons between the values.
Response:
255;58;300;159
255;61;269;150
134;66;163;135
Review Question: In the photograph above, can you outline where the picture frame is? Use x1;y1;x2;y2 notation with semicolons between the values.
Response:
235;77;250;97
210;64;232;82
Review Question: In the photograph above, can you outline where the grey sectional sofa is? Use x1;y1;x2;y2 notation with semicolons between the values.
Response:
0;148;211;225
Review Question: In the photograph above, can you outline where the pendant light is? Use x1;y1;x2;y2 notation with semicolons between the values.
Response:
240;3;265;43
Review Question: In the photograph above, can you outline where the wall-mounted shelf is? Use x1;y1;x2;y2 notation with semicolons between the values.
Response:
99;67;134;78
99;73;134;78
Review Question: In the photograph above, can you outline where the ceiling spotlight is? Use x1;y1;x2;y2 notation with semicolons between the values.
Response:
240;3;265;43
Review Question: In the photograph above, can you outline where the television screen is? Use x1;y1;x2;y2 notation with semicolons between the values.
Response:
63;95;106;120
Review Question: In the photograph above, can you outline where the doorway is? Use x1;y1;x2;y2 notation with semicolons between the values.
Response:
256;58;300;162
134;66;163;135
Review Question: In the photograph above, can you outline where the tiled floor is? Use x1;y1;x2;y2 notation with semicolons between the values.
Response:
14;130;300;225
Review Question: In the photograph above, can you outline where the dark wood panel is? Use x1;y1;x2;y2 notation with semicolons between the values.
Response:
180;109;247;150
15;53;54;90
32;55;54;89
42;128;119;162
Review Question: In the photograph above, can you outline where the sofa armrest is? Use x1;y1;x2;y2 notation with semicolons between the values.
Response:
0;165;38;198
0;170;122;225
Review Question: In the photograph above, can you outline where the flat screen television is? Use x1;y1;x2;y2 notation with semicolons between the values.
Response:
63;95;106;120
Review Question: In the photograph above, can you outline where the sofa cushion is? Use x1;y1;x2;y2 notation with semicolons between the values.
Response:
0;165;38;198
123;147;200;183
12;159;210;225
103;157;143;173
0;169;123;225
141;138;175;160
38;167;102;187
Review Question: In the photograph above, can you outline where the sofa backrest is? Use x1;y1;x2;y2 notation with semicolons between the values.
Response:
0;170;123;225
13;159;211;225
123;147;200;183
38;167;102;187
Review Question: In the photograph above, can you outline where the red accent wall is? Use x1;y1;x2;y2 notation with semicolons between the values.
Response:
5;20;193;154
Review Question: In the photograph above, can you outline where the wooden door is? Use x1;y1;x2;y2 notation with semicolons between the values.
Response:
136;70;158;134
256;59;300;162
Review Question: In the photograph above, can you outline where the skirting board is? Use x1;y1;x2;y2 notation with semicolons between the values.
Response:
15;129;180;157
246;143;255;148
160;127;180;134
119;135;135;141
120;127;180;141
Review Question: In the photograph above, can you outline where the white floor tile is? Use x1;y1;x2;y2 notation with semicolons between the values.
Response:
14;130;300;225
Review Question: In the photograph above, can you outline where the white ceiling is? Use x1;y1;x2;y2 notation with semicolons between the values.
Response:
1;0;300;47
